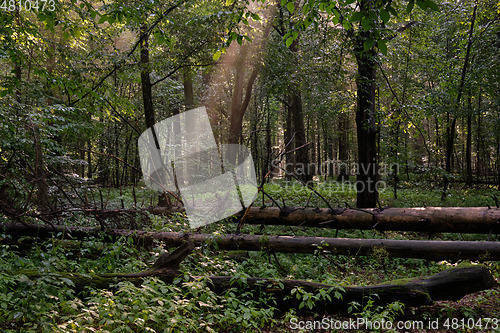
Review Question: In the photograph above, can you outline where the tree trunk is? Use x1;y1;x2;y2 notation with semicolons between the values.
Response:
15;265;495;313
443;4;477;198
149;206;500;235
354;35;378;208
140;25;157;142
183;68;194;110
228;53;246;144
32;125;50;213
351;0;379;208
466;112;473;186
227;23;271;145
316;117;321;175
284;100;294;180
289;90;311;182
5;221;500;260
337;112;350;182
228;62;259;145
476;90;483;179
323;120;334;179
390;108;401;199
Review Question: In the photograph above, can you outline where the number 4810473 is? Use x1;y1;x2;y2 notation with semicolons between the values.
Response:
0;0;56;12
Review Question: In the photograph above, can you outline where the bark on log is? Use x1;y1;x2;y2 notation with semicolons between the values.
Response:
3;223;500;260
149;206;500;234
14;265;497;313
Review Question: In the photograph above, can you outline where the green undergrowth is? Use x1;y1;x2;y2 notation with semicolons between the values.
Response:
1;181;499;332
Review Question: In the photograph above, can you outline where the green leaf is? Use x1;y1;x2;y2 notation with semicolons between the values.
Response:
251;13;260;20
351;11;363;22
363;38;374;51
387;5;398;17
287;2;294;14
225;0;235;5
303;3;310;14
377;39;387;55
281;0;287;7
331;11;339;25
416;0;428;10
304;17;313;28
213;50;222;60
380;9;390;23
98;15;108;24
427;0;439;11
406;0;414;13
61;278;75;287
286;36;294;48
326;4;334;15
361;17;371;31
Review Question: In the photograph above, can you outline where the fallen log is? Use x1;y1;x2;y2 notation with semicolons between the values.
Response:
13;265;497;313
149;206;500;234
3;223;500;260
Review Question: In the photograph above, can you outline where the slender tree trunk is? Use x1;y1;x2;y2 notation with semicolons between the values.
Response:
434;116;440;168
315;117;320;173
337;112;349;182
227;22;271;145
323;121;334;179
284;100;294;180
289;90;311;182
466;95;473;185
286;36;311;183
391;108;400;200
33;125;50;212
228;56;260;144
476;90;483;179
114;123;120;187
264;99;272;181
140;25;156;135
443;4;477;198
183;68;194;110
228;56;246;144
121;131;134;186
140;25;167;205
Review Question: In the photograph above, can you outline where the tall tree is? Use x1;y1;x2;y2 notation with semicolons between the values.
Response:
442;3;477;199
276;0;438;207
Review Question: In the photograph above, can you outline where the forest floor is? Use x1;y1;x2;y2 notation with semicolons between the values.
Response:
0;180;499;332
263;286;500;332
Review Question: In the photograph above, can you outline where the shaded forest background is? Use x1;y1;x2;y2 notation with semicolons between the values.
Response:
0;0;499;215
1;1;500;332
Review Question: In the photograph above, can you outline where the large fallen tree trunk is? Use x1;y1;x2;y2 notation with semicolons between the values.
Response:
3;223;500;260
15;265;497;313
149;206;500;234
